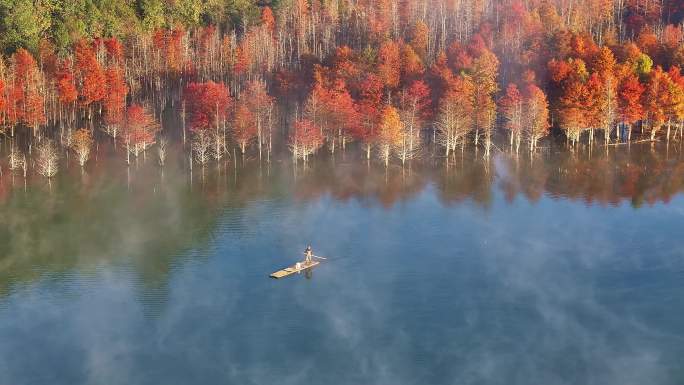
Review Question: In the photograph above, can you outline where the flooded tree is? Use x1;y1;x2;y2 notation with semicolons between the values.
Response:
232;104;256;155
121;104;159;163
8;148;26;177
55;58;78;129
471;49;499;157
436;76;474;157
74;39;106;121
37;141;59;178
8;49;45;138
192;131;212;166
241;79;274;161
397;81;430;164
185;81;232;161
376;105;403;167
289;119;324;163
593;47;618;144
500;84;524;153
103;65;128;138
618;74;646;142
70;128;93;167
303;69;359;155
157;137;168;167
524;85;550;152
352;74;383;160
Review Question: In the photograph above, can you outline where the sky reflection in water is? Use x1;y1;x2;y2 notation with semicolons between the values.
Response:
0;144;684;385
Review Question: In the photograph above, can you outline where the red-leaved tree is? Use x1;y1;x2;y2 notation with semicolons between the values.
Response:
185;81;232;132
619;74;645;141
56;58;78;115
232;104;256;154
75;39;106;117
499;83;524;151
241;79;275;160
289;119;323;162
121;104;159;163
9;49;45;137
103;66;129;140
185;81;232;160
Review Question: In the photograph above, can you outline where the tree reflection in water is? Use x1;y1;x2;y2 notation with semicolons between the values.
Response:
0;142;682;297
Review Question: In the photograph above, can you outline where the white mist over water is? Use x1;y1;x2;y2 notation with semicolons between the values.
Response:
0;148;683;385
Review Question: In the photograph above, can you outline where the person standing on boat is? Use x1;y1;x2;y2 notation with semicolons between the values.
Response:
304;245;313;264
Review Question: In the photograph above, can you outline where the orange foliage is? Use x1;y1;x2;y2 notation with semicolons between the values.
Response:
378;106;403;146
377;105;404;166
410;21;429;59
121;104;159;153
9;49;45;130
104;38;124;62
185;81;232;132
232;104;256;153
378;40;401;89
153;28;186;75
618;75;646;124
290;119;324;160
56;59;78;105
500;83;523;139
261;7;276;33
104;66;129;126
401;44;424;81
75;39;106;107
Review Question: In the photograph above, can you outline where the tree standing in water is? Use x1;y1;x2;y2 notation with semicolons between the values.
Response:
352;74;383;160
436;75;474;157
524;85;550;152
618;74;645;142
70;128;93;167
9;49;45;138
377;105;403;167
289;119;323;163
232;103;256;155
74;39;106;124
103;65;128;142
471;48;499;157
500;83;524;153
242;79;274;161
37;141;59;178
184;81;232;161
397;80;430;163
121;104;159;164
55;58;78;132
158;137;168;167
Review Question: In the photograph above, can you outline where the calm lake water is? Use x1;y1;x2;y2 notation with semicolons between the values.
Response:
1;142;684;385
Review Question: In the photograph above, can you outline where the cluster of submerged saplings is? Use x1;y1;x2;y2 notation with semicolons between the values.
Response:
4;140;59;180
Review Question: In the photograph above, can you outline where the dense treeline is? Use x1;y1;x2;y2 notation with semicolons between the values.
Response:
0;0;268;53
0;0;684;178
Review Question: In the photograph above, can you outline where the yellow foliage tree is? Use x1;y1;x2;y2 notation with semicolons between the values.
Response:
377;105;403;167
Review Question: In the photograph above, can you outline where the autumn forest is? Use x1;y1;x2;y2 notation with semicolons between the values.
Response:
5;4;684;383
1;0;684;177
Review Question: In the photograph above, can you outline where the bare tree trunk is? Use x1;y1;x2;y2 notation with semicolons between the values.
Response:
182;101;186;145
666;120;671;142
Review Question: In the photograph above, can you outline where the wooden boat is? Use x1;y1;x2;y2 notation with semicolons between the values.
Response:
270;260;320;279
